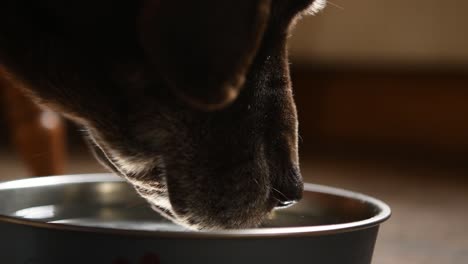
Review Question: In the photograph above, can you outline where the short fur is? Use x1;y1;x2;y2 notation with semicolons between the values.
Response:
0;0;325;229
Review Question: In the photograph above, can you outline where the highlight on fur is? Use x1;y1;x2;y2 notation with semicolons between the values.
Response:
306;0;327;15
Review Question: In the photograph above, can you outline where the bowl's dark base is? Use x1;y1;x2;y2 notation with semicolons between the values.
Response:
0;221;379;264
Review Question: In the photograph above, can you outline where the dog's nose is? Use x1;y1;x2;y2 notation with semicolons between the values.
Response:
272;167;303;208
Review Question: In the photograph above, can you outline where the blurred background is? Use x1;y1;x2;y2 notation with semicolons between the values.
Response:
1;0;467;263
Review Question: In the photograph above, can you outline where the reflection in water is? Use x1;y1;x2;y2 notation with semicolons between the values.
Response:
11;203;332;231
50;218;188;232
14;205;56;219
0;174;122;190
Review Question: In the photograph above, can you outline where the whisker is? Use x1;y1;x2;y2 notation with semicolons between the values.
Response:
252;178;260;187
271;187;290;200
272;197;282;204
328;1;344;10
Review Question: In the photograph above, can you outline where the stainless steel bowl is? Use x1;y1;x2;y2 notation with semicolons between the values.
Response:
0;174;390;264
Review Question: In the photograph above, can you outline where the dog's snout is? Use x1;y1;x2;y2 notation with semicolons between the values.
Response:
272;167;303;208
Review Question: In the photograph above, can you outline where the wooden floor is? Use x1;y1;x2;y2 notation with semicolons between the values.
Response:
301;156;468;264
0;149;467;264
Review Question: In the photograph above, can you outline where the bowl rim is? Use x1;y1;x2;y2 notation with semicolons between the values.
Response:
0;173;391;239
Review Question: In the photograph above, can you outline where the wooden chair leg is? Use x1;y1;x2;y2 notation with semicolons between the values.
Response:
2;85;66;176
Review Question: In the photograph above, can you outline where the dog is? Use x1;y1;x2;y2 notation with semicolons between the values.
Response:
0;0;326;229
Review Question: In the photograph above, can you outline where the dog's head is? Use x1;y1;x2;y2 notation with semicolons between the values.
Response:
0;0;325;229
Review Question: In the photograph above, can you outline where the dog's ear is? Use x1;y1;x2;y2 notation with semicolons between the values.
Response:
139;0;271;110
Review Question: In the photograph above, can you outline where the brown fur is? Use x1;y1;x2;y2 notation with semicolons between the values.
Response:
0;0;323;229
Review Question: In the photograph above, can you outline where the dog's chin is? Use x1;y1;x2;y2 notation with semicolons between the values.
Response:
86;141;270;230
137;184;271;230
148;203;191;228
148;202;268;231
149;203;204;231
117;171;271;230
156;191;273;230
139;192;201;230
